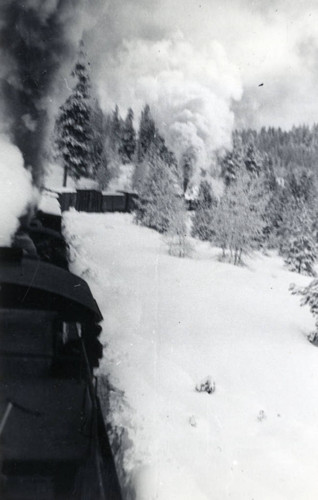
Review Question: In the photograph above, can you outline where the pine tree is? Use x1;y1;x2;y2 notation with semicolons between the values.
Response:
137;104;156;162
262;182;285;247
220;135;244;186
191;180;216;241
121;108;136;163
55;42;93;186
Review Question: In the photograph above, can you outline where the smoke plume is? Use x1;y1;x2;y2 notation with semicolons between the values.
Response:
0;135;34;246
96;35;242;185
0;0;96;187
0;0;103;244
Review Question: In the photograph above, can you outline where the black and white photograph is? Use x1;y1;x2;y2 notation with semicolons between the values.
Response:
1;0;318;498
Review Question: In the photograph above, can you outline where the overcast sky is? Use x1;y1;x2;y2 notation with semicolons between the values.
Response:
84;0;318;133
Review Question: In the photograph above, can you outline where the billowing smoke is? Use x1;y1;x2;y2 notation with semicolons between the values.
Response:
0;135;34;246
0;0;86;186
0;0;104;244
96;34;242;187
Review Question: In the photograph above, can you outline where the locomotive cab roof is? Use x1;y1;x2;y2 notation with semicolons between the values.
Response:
0;248;102;323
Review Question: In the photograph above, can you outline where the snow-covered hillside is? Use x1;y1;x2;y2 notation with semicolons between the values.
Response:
64;211;318;500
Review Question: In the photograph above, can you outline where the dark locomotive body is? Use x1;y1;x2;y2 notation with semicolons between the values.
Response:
0;210;121;499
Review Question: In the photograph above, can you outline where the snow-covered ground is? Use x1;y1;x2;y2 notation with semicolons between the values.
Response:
64;211;318;500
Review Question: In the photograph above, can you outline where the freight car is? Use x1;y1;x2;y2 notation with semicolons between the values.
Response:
0;210;122;499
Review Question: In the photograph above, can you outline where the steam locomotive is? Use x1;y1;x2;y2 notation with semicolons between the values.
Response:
0;208;122;499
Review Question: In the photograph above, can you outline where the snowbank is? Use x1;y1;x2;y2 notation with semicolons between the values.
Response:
64;212;318;500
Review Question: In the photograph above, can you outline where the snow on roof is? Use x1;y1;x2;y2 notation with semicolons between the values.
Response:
38;191;61;216
116;189;138;195
54;187;76;194
102;191;125;197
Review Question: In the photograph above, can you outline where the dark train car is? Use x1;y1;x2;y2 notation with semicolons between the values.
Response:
76;190;102;213
101;193;126;213
0;213;122;499
58;190;77;213
58;189;140;215
116;191;139;213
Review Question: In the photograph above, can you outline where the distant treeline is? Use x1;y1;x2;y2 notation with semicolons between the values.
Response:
237;125;318;175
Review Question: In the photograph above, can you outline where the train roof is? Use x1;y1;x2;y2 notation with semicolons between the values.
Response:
0;250;102;322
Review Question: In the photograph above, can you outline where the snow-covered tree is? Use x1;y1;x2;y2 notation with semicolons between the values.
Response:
212;173;268;264
191;180;216;241
285;233;317;275
282;204;317;275
290;280;318;341
94;135;121;190
55;43;93;186
134;151;182;233
220;137;244;186
165;199;192;258
133;125;179;191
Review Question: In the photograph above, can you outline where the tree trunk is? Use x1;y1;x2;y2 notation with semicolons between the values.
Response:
234;248;237;265
238;248;243;264
63;165;68;187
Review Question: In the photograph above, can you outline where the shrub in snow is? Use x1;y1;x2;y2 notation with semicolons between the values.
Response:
284;234;317;276
257;410;266;422
195;376;216;394
189;415;197;427
290;280;318;341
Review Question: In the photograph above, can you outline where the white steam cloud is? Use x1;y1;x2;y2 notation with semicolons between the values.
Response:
89;0;318;134
96;34;242;177
0;135;34;246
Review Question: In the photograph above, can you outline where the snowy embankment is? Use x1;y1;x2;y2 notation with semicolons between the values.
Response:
64;211;318;500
